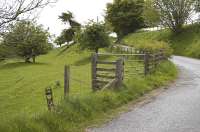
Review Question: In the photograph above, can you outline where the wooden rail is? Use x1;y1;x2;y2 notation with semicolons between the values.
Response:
91;53;124;91
98;53;145;56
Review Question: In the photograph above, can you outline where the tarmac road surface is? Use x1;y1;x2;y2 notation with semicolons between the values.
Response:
89;56;200;132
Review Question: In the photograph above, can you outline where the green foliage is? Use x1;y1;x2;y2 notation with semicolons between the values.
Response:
56;11;81;47
105;0;145;39
54;35;65;47
170;24;200;58
59;11;73;24
0;43;18;60
59;11;81;29
143;0;160;27
54;28;74;47
2;21;51;63
76;21;111;53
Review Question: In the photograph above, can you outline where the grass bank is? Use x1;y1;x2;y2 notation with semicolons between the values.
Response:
123;24;200;59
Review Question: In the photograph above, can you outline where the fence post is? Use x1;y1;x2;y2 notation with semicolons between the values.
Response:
115;58;124;88
91;53;98;91
144;53;149;76
64;65;70;97
45;87;54;111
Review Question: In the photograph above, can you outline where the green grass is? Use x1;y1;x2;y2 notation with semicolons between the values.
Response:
0;59;177;131
0;43;178;131
123;24;200;58
0;45;92;119
0;32;177;132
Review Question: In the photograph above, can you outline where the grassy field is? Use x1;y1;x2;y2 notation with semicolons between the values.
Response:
123;24;200;59
0;45;93;120
0;42;178;131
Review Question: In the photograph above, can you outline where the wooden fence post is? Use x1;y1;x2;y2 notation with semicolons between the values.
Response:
115;58;124;88
91;53;98;91
144;53;149;76
64;65;70;97
45;87;54;111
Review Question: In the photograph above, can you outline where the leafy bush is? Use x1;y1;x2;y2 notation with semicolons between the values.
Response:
2;21;51;63
76;21;111;53
105;0;145;40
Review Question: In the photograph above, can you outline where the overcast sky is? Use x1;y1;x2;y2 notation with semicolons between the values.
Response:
37;0;113;36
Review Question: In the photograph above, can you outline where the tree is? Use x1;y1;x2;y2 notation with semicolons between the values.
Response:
105;0;145;40
62;28;74;44
59;11;81;29
55;11;81;46
0;0;56;33
54;35;65;47
76;21;111;53
143;0;160;27
2;21;52;63
154;0;197;33
54;28;74;47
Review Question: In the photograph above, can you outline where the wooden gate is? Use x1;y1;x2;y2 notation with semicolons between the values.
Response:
91;53;124;91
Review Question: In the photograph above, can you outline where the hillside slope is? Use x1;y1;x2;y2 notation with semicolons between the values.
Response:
123;24;200;59
0;42;178;132
0;45;92;119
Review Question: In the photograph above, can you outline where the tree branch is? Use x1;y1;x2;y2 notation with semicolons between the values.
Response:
0;0;57;32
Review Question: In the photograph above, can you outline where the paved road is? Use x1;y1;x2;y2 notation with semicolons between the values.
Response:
90;56;200;132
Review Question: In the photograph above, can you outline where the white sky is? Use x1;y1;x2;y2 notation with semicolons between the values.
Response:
37;0;113;36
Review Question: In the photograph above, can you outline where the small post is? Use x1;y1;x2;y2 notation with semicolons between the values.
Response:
45;87;54;111
91;53;98;91
115;58;124;88
144;53;149;76
64;65;70;97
